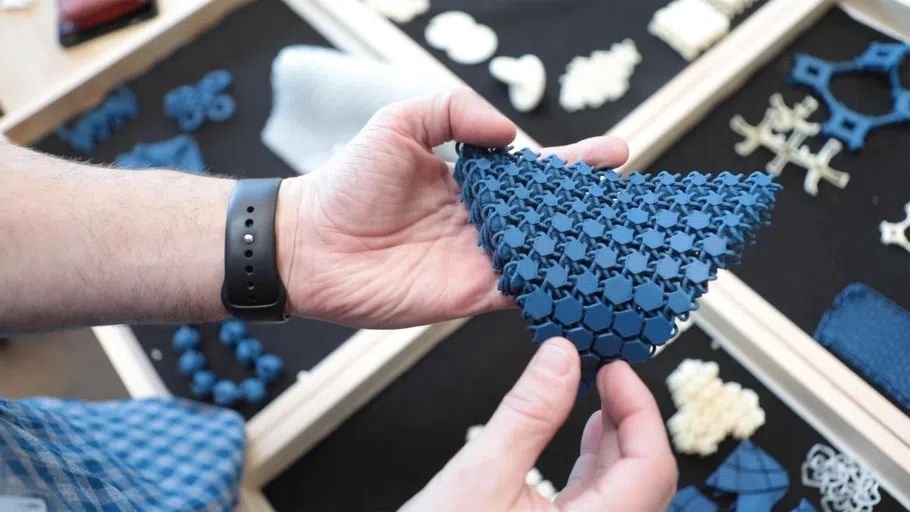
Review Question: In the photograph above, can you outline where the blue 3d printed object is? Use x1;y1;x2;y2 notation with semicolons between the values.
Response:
790;42;910;151
454;145;780;391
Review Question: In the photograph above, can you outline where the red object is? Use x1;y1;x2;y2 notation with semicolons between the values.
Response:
58;0;158;47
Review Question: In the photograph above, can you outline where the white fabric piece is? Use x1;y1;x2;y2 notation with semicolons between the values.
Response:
261;46;456;174
363;0;429;23
706;0;756;16
425;11;498;65
649;0;730;61
559;39;641;112
489;54;546;113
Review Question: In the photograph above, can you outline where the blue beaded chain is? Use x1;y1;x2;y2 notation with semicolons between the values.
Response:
164;70;237;132
172;320;285;408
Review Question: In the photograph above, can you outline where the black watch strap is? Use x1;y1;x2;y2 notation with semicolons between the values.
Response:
221;178;289;323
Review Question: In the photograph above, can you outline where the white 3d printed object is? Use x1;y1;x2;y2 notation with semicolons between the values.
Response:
666;359;766;457
802;444;881;512
363;0;429;23
649;0;730;61
260;46;455;174
880;202;910;255
425;11;498;65
731;93;850;196
559;39;641;112
489;54;547;113
706;0;757;16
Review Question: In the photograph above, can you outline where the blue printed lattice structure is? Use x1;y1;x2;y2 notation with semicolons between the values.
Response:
164;70;236;132
705;440;789;512
790;42;910;151
56;87;138;153
115;134;207;173
814;283;910;411
669;486;718;512
454;145;780;389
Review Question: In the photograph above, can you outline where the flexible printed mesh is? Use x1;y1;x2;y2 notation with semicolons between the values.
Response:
454;145;780;389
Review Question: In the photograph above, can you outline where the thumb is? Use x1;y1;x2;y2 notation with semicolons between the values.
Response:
372;87;517;149
474;338;581;477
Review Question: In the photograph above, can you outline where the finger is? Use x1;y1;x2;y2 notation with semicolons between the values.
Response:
375;87;517;149
541;136;629;169
471;338;580;479
557;411;603;502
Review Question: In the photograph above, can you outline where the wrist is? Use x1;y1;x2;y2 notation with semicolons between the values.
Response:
276;177;308;317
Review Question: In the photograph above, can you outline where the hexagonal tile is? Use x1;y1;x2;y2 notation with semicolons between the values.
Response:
575;271;599;296
483;178;501;191
534;235;555;256
656;257;680;280
628;173;646;185
532;171;548;183
554;296;583;325
627;208;649;225
545;265;569;287
567;327;594;351
706;192;724;206
736;193;756;206
643;317;674;345
516;257;539;280
703;234;727;257
521;289;553;320
669;233;693;253
583;303;613;331
666;289;693;315
552;213;573;232
542;193;559;206
504;163;521;176
617;191;633;204
503;227;526;248
673;192;691;205
532;321;562;344
583;219;605;238
593;333;623;356
560;177;576;190
565;240;587;261
688;173;708;186
621;340;652;363
571;199;588;213
587;185;605;197
595;247;618;269
656;210;678;228
720;173;739;186
643;192;660;205
494;202;511;216
685;261;711;283
687;211;711;230
522;209;540;224
611;226;633;245
722;213;742;227
641;229;665;249
613;310;644;337
600;205;617;220
634;283;664;312
514;186;530;199
624;251;649;274
604;275;633;305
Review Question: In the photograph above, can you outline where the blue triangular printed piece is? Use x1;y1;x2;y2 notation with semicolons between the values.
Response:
454;144;780;388
669;486;719;512
116;135;207;174
705;440;789;512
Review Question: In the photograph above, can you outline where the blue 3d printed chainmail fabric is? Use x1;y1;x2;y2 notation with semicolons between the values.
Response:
454;145;781;391
0;397;244;511
814;283;910;411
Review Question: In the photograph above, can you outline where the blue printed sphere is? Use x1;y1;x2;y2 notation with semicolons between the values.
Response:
172;325;201;352
178;350;206;376
240;378;268;405
219;319;247;346
213;380;240;407
191;370;217;398
235;338;262;365
256;354;285;383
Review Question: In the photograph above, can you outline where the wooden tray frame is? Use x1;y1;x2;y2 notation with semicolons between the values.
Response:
3;0;910;508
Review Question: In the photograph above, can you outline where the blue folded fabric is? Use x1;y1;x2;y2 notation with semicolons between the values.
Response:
814;283;910;410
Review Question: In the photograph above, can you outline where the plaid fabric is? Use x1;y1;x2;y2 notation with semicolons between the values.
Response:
0;397;245;511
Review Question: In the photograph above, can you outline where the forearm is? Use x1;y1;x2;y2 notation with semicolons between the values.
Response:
0;141;300;332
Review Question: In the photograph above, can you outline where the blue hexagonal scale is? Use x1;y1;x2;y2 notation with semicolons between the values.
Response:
703;234;727;257
641;229;665;249
624;251;649;274
611;226;633;245
595;247;618;268
621;340;651;363
552;213;573;232
545;265;569;287
553;296;584;325
656;210;678;228
534;235;556;256
583;303;613;331
643;317;675;345
669;233;694;253
582;219;605;238
532;322;563;344
687;211;711;230
685;261;711;284
667;289;694;315
656;257;680;279
594;333;623;357
604;275;633;305
565;240;587;261
516;257;539;280
634;283;664;312
575;271;599;296
614;310;644;338
567;328;594;351
521;289;553;320
503;227;526;248
627;208;649;225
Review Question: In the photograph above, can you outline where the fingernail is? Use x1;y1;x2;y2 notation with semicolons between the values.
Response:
535;343;572;377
